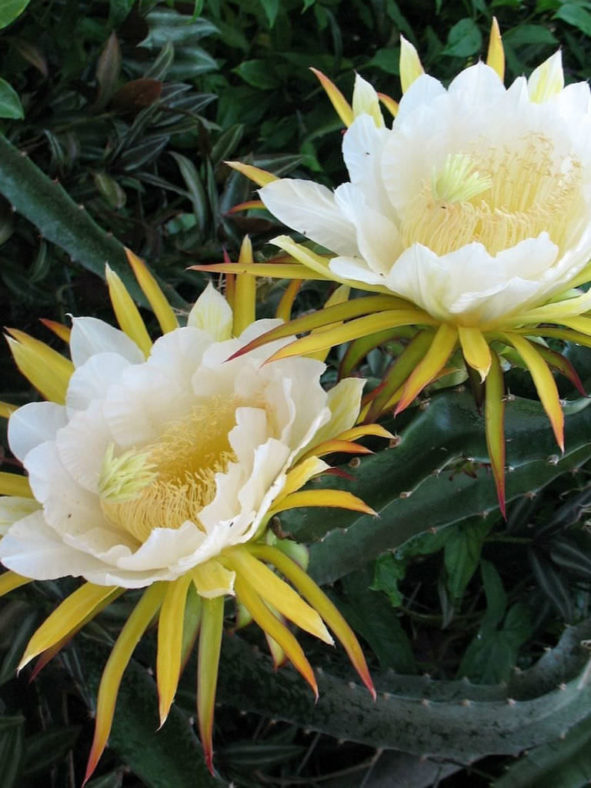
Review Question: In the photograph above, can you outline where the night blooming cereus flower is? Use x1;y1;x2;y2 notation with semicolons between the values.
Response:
219;21;591;512
0;242;380;779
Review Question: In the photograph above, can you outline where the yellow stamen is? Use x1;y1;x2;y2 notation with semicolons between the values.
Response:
99;401;238;543
402;138;582;258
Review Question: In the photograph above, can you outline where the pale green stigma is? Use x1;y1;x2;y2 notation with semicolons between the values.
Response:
98;444;158;503
431;153;492;204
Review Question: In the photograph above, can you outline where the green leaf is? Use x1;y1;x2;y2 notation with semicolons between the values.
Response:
0;78;24;120
0;133;154;306
259;0;280;26
234;60;280;89
443;18;483;57
0;0;30;29
22;727;80;776
444;518;489;600
141;10;219;48
502;24;558;47
109;0;135;26
341;568;416;672
480;560;507;632
555;4;591;37
0;716;25;788
371;553;406;607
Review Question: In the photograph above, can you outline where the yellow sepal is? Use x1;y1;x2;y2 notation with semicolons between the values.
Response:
0;472;32;498
0;401;16;419
85;583;166;783
125;248;179;334
223;546;332;643
503;333;564;451
0;571;32;598
157;574;193;726
234;574;318;698
268;489;376;517
225;161;279;187
106;264;152;357
486;18;505;81
6;330;73;404
396;324;458;414
249;545;375;698
310;67;354;127
197;595;225;774
399;36;424;93
458;326;491;381
20;583;120;670
233;236;256;336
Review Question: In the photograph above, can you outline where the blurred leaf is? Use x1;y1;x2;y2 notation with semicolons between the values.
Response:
502;24;558;47
0;608;37;686
218;741;305;767
86;772;123;788
93;172;126;209
549;537;591;581
0;716;25;788
22;726;80;776
96;32;122;109
141;9;219;48
443;18;482;57
234;60;280;89
340;568;417;673
0;0;30;29
444;518;490;601
371;553;406;607
169;151;208;234
0;78;24;120
529;550;573;621
111;79;163;113
259;0;280;26
480;560;506;632
109;0;135;26
555;4;591;37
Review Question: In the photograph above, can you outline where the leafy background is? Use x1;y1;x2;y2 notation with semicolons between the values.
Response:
2;1;591;786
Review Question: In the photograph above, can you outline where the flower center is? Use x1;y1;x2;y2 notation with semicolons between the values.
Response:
400;139;583;256
99;399;238;543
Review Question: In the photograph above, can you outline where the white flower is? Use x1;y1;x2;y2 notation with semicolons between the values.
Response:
0;283;365;594
260;51;591;327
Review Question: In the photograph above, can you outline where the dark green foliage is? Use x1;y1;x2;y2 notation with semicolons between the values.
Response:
2;2;591;786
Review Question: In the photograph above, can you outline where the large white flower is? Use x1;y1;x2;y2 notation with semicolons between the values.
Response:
221;30;591;516
260;50;591;327
1;293;361;590
0;251;378;777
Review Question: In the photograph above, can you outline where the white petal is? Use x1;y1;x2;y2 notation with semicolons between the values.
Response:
187;283;233;340
66;352;132;413
334;183;401;273
55;401;111;493
260;179;358;256
69;317;144;367
394;73;446;125
25;441;105;534
342;115;391;213
8;402;67;462
447;62;506;102
0;511;109;580
329;256;386;285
